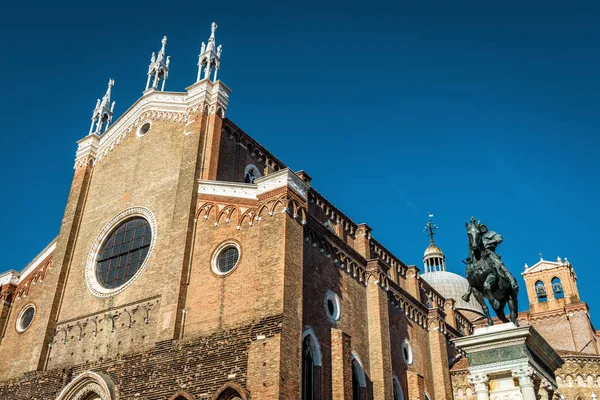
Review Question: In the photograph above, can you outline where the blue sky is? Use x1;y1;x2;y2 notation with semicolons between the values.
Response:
1;0;599;321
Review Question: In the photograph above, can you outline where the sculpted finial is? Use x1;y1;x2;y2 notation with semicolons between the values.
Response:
145;36;170;92
196;22;223;83
89;78;116;135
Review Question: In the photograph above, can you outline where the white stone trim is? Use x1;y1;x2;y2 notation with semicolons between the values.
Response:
324;290;341;322
198;181;257;200
211;241;241;276
20;240;56;281
85;207;157;297
0;270;20;286
255;168;309;200
16;303;36;332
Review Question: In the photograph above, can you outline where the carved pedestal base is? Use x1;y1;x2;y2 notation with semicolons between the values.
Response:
453;323;563;400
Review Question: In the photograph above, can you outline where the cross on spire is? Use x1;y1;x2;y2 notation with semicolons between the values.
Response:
89;79;115;135
145;36;171;92
197;22;223;82
424;213;438;244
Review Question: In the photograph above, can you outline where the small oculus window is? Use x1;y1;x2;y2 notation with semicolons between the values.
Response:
402;339;413;365
212;242;241;275
137;121;151;136
17;304;35;332
325;290;341;322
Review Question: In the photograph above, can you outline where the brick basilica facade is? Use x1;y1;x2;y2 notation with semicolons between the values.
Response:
0;24;598;400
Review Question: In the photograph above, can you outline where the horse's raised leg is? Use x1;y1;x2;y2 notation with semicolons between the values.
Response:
473;289;493;326
508;292;519;326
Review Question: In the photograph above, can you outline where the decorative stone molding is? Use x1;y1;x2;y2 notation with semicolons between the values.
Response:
85;207;157;297
55;371;117;400
467;373;489;393
512;365;535;387
52;297;159;345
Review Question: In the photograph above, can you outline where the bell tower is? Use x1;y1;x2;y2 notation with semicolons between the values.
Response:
522;256;598;354
522;256;580;312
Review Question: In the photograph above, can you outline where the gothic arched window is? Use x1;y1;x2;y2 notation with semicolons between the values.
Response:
535;281;547;302
302;329;322;400
552;277;564;299
393;376;404;400
351;352;367;400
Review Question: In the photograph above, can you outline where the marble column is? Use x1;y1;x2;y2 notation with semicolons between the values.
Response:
512;366;536;400
467;373;489;400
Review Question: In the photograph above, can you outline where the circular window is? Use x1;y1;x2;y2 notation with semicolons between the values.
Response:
86;207;157;297
325;290;341;322
17;304;35;332
137;121;151;136
402;340;413;365
212;242;241;275
96;217;151;289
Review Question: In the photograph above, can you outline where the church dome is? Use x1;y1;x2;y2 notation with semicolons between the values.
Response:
420;270;485;320
420;215;485;321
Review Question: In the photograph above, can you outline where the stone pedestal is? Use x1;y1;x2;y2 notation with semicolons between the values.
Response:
452;323;563;400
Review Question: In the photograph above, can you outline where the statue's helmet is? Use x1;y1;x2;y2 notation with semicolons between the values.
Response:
479;224;489;233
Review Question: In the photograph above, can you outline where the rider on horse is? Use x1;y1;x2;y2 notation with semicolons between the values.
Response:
479;224;519;292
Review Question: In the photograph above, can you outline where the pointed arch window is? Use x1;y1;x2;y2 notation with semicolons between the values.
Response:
351;352;367;400
552;277;564;299
393;376;404;400
302;329;322;400
535;281;547;302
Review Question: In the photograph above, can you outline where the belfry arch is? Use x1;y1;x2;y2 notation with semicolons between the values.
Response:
55;371;117;400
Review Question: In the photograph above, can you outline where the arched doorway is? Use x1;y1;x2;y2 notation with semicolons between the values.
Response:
55;371;116;400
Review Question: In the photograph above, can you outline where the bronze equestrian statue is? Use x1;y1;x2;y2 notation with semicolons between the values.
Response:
461;217;520;326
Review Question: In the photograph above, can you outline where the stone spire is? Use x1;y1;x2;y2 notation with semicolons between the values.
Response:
145;36;171;92
197;22;222;82
423;214;446;273
89;79;116;135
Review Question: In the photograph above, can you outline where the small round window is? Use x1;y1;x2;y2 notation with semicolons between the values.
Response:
402;340;413;365
325;291;341;322
212;242;240;275
17;304;35;332
96;217;152;289
137;121;151;136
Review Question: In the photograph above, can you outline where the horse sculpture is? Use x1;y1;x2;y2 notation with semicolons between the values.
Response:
461;218;519;326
